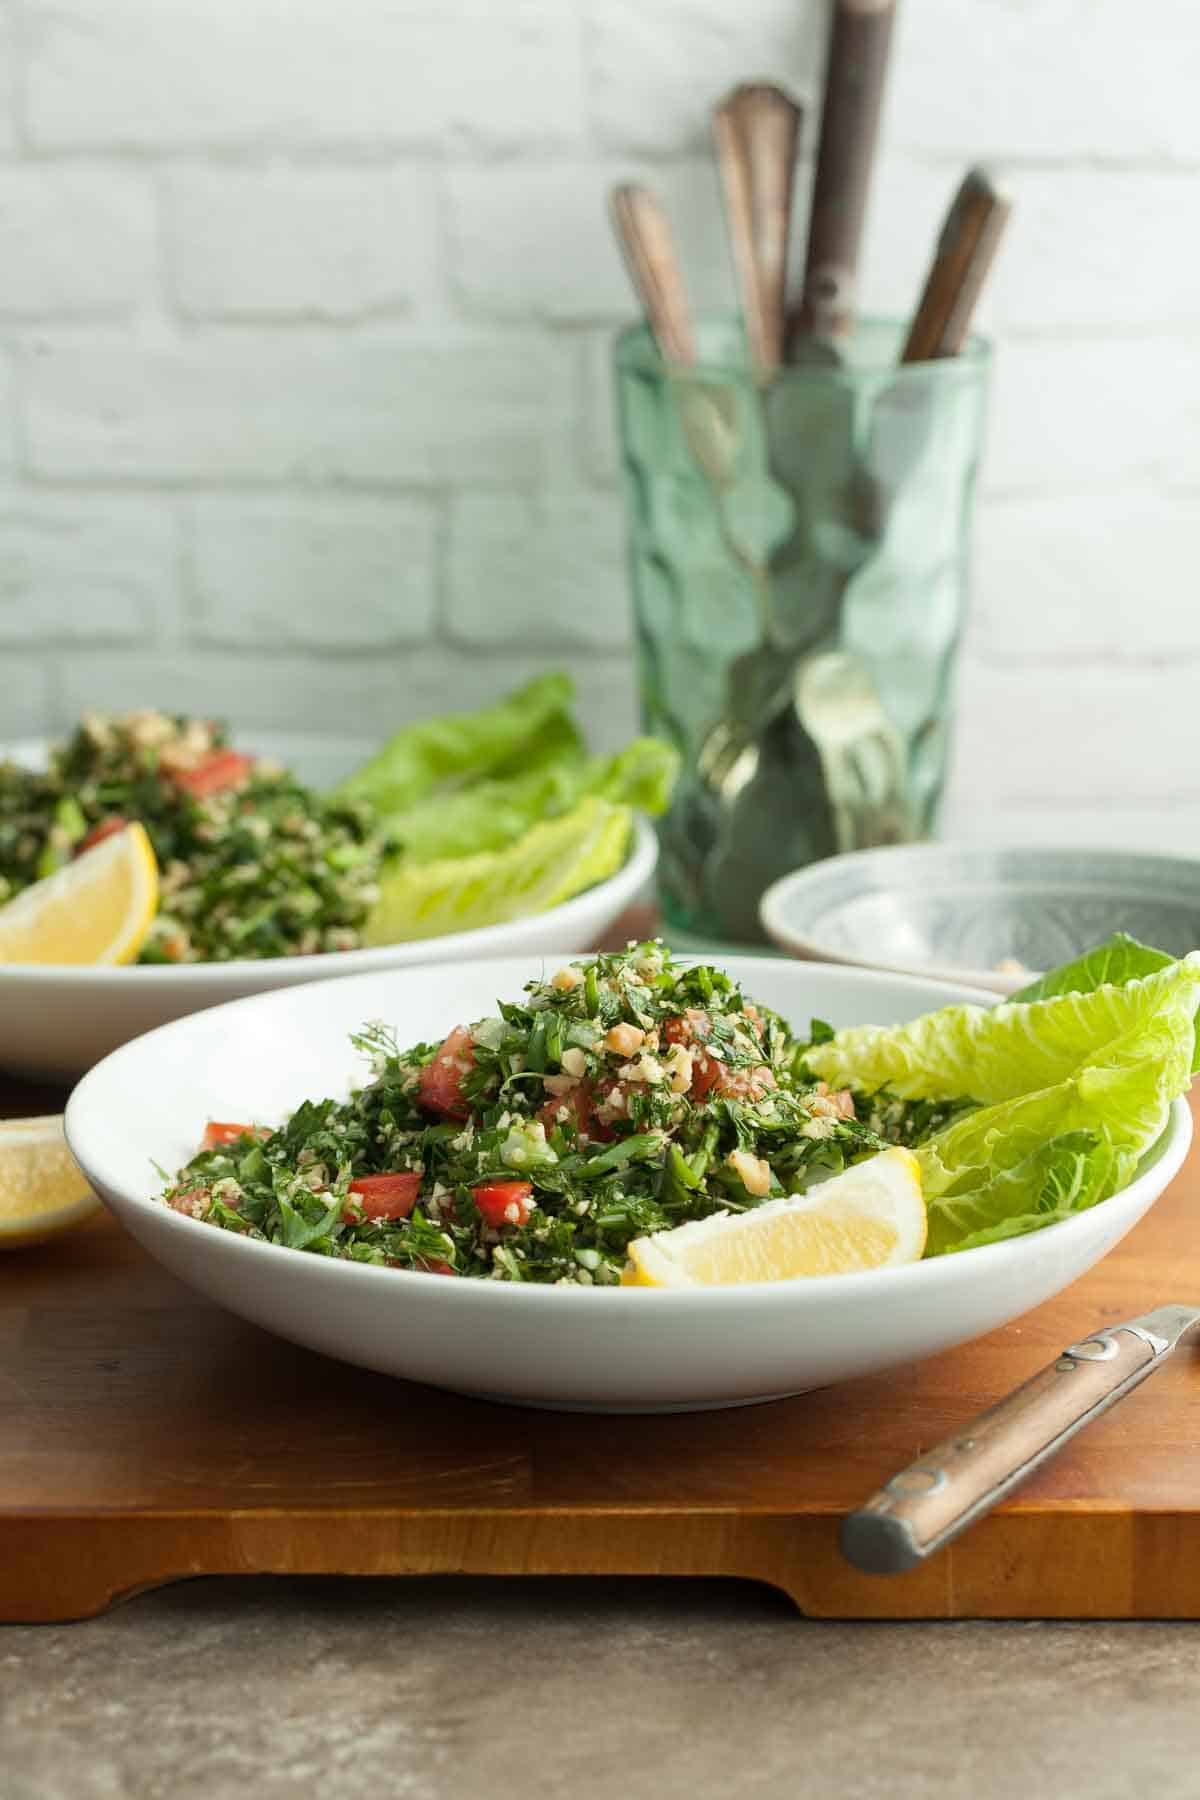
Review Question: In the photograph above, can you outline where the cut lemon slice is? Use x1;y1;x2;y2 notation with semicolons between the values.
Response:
0;821;158;965
0;1116;100;1248
622;1147;927;1287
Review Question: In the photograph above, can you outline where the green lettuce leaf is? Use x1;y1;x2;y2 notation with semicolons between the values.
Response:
808;956;1200;1257
364;795;632;945
380;763;584;864
333;672;580;815
1010;932;1174;1005
587;738;680;814
1010;931;1199;1072
807;959;1200;1106
381;737;678;865
923;1131;1118;1254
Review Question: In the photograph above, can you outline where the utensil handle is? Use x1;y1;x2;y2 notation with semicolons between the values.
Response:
713;103;769;373
724;83;803;372
899;166;1011;362
841;1324;1170;1574
609;183;696;366
790;0;896;347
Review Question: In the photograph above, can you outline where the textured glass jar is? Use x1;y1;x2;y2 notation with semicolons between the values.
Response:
614;315;991;946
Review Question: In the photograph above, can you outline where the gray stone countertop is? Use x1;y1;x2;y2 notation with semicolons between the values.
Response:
5;1576;1200;1799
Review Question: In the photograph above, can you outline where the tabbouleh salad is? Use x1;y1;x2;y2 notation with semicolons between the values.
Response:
161;939;965;1285
160;933;1200;1278
0;678;678;963
0;710;389;962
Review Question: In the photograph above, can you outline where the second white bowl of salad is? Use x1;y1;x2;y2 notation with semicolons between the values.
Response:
0;674;669;1077
64;938;1197;1411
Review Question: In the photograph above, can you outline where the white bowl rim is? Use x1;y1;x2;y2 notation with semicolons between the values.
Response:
0;814;656;983
759;842;1200;994
64;949;1192;1306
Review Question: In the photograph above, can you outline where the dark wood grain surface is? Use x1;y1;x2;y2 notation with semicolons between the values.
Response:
3;922;1199;1624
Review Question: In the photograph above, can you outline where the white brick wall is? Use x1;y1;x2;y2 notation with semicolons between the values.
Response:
165;171;438;322
186;497;438;649
0;0;1196;844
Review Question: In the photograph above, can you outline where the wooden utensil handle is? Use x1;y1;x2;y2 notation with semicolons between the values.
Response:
713;103;768;372
609;183;696;366
725;83;803;372
791;0;896;345
841;1325;1168;1574
900;166;1011;363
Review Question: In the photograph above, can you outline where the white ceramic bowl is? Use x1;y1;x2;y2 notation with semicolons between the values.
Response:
0;734;657;1079
760;844;1200;995
64;955;1192;1414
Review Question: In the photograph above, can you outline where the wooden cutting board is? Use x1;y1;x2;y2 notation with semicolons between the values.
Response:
3;1077;1199;1625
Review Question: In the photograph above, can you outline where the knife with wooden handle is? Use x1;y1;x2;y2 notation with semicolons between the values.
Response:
609;183;696;366
841;1304;1200;1574
787;0;897;357
899;166;1012;363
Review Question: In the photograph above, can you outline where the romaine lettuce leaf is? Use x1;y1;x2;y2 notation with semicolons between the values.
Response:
364;795;632;944
333;672;580;815
806;959;1200;1106
587;738;680;815
1010;931;1174;1005
380;763;584;864
923;1131;1118;1254
1011;931;1199;1072
381;737;678;865
808;955;1200;1257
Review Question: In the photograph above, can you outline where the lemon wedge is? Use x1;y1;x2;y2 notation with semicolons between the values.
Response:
622;1147;927;1287
0;821;158;965
0;1116;100;1248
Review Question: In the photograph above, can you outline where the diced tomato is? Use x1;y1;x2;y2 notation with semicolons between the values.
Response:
345;1171;421;1222
537;1081;587;1136
472;1180;534;1228
76;816;128;855
690;1053;776;1104
201;1120;263;1151
536;1079;613;1144
661;1011;774;1104
168;1187;210;1217
418;1026;475;1120
386;1256;457;1276
171;749;256;799
662;1009;713;1048
687;1050;723;1103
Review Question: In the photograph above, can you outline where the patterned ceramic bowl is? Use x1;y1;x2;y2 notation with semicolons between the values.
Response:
759;846;1200;995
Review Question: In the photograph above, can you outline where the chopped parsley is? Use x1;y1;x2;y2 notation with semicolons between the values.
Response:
0;710;393;962
159;941;967;1284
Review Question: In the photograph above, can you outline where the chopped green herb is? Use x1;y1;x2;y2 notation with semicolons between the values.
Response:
158;940;888;1284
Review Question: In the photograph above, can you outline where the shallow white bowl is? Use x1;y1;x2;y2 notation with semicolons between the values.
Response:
760;844;1200;996
0;734;657;1079
64;955;1192;1413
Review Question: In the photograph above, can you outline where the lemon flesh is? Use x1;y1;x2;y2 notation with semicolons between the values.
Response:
0;822;158;965
622;1147;926;1287
0;1116;100;1248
